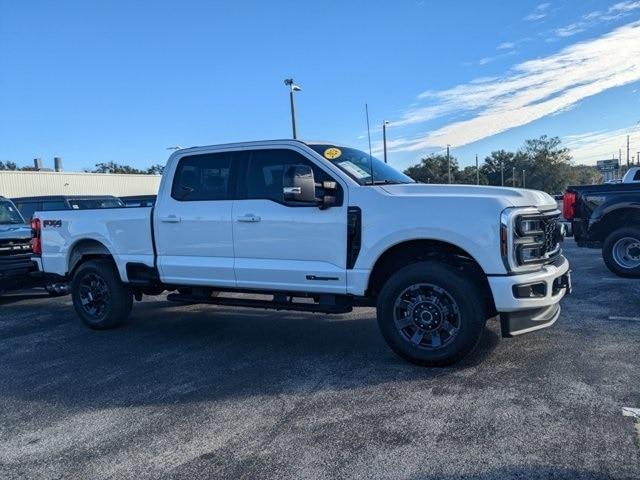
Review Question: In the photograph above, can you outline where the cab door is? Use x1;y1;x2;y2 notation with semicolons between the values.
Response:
154;151;237;287
232;147;348;294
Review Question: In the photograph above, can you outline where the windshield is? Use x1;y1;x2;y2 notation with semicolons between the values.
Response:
0;200;25;225
307;144;414;186
68;198;124;210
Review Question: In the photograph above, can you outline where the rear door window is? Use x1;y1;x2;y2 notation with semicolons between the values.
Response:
171;152;235;201
15;202;40;220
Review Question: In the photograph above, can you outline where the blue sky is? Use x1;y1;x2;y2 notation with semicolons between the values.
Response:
1;0;640;172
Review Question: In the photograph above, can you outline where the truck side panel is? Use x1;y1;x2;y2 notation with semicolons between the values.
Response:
37;207;154;282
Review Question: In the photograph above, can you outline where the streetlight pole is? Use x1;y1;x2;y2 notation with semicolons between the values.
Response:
284;78;301;139
512;166;516;187
522;169;526;188
447;144;451;184
383;120;390;164
500;161;504;186
475;154;479;185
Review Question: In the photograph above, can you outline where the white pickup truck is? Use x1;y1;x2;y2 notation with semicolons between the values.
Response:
32;140;571;366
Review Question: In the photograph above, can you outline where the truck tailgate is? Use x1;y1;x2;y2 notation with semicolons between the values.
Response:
36;207;154;281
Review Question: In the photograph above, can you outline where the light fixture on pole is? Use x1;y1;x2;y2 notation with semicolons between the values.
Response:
284;78;301;139
383;120;390;164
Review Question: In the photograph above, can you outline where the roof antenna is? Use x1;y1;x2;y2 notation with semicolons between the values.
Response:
365;103;374;185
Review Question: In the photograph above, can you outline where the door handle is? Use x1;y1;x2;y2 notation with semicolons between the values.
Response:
160;215;181;223
237;214;261;223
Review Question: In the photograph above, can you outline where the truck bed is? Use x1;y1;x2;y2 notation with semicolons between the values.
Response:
37;206;154;282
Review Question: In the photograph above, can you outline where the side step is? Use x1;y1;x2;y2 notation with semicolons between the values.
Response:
165;293;353;314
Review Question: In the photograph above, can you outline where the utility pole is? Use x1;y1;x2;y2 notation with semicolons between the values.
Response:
284;78;301;139
627;135;630;167
447;144;451;184
512;166;516;187
475;154;479;185
382;120;389;164
637;151;639;166
500;161;504;186
522;169;526;188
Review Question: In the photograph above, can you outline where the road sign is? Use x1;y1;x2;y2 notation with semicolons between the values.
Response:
596;159;620;172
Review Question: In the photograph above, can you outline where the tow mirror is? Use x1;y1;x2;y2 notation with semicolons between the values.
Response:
283;165;317;204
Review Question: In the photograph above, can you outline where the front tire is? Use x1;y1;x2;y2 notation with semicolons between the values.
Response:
602;227;640;277
376;261;485;367
71;259;133;329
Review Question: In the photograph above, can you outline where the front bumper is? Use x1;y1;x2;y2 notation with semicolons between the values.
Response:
487;255;571;337
0;254;43;291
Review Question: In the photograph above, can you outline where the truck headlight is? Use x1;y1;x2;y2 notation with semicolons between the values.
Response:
501;207;563;273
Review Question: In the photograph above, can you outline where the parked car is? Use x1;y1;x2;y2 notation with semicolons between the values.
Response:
12;195;124;221
0;196;39;294
32;140;570;366
621;167;640;183
120;195;156;207
565;182;640;276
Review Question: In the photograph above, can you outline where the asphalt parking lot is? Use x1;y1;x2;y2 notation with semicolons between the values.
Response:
1;240;639;480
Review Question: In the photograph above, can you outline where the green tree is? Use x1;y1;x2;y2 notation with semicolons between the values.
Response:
570;164;602;186
146;164;165;175
518;135;573;194
92;162;144;174
480;150;520;187
404;154;459;183
0;161;18;170
455;165;488;185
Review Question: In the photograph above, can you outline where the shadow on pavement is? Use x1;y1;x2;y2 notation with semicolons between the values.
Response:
0;297;499;410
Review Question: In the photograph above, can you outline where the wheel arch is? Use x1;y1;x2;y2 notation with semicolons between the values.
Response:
67;238;115;277
366;238;497;318
593;206;640;242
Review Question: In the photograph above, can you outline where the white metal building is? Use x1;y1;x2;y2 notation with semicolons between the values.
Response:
0;170;161;198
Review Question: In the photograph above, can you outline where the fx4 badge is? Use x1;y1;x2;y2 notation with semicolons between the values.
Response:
43;220;62;228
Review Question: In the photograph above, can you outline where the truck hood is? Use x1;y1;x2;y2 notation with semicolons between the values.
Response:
379;183;557;210
0;224;32;241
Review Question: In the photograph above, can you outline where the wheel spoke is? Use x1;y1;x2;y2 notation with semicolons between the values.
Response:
441;320;456;335
398;299;414;311
430;332;442;348
410;329;425;345
395;315;414;329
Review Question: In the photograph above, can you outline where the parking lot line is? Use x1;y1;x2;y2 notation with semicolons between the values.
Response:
622;407;640;419
608;316;640;322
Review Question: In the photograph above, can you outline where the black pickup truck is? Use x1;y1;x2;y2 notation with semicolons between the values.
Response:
564;182;640;277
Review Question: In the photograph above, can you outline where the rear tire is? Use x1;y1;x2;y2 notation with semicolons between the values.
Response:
71;259;133;329
602;227;640;277
376;261;485;367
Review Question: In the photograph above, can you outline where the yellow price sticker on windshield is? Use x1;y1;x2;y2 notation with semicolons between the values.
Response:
324;147;342;160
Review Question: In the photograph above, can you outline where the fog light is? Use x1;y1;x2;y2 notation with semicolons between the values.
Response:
513;282;546;298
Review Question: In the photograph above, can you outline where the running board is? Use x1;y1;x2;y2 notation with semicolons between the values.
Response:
165;293;353;314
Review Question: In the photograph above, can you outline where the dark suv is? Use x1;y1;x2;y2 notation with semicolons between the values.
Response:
12;195;124;221
0;196;39;294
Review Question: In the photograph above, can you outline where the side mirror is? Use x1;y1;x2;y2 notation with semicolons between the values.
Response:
283;165;317;204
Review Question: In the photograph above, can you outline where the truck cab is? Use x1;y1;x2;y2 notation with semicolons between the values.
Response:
33;140;571;366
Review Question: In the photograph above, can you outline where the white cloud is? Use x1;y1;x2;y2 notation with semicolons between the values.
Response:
524;2;551;21
390;21;640;153
563;125;640;164
497;42;516;50
555;23;586;37
553;0;640;38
